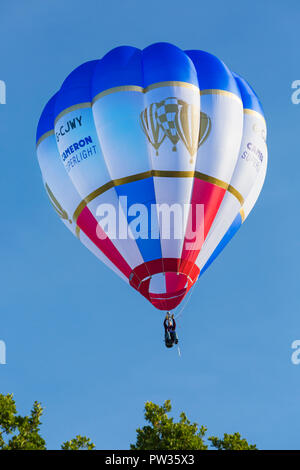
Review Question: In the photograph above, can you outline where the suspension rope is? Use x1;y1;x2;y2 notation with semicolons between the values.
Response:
174;283;196;321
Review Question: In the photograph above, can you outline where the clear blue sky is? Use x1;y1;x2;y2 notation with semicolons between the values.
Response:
0;0;299;450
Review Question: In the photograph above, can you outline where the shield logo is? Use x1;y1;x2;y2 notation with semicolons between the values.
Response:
140;97;211;163
45;183;71;224
140;103;166;155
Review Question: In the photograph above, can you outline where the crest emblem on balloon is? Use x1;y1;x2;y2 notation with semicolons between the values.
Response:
45;183;72;224
140;97;211;163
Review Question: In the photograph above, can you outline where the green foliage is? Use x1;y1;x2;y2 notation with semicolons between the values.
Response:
0;395;256;451
131;400;256;451
208;433;257;450
0;394;94;450
61;435;95;450
131;400;207;450
0;394;46;450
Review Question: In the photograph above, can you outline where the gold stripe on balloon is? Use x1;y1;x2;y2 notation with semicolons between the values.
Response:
228;184;244;205
75;225;81;238
92;82;241;103
145;81;200;94
200;89;242;104
36;84;242;148
92;85;144;104
243;108;266;124
54;102;92;125
36;129;54;148
36;103;92;148
73;171;152;224
194;171;229;191
152;170;194;178
240;207;245;222
73;170;244;236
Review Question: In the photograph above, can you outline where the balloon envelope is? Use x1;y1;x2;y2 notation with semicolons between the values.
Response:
36;43;267;311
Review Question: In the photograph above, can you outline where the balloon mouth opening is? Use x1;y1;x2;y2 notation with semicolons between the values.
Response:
149;285;188;311
129;258;199;311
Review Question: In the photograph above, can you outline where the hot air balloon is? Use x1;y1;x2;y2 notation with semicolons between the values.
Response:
36;43;267;312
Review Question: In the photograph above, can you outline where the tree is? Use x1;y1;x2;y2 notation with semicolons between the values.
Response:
208;433;256;450
131;400;256;451
0;394;94;450
0;394;256;450
0;394;46;450
61;436;95;450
